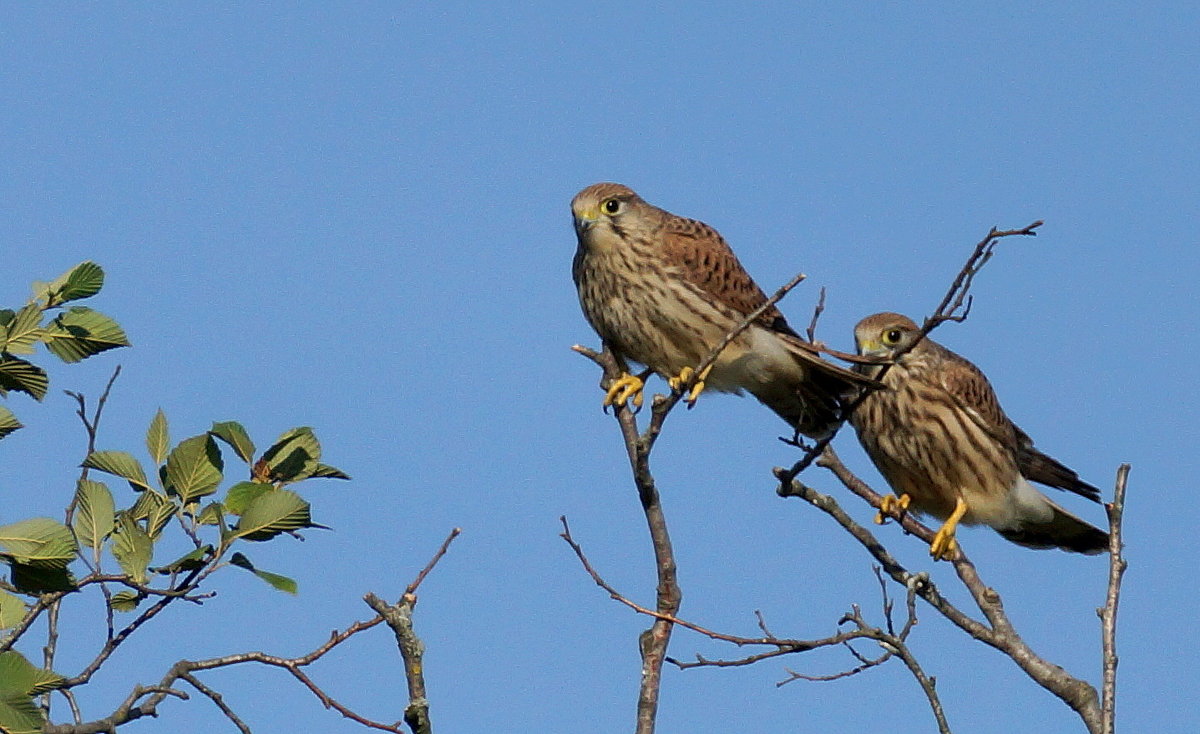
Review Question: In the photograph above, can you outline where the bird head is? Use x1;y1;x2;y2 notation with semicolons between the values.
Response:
571;182;643;245
854;312;924;361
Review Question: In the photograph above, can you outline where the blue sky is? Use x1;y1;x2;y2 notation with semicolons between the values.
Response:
2;3;1196;732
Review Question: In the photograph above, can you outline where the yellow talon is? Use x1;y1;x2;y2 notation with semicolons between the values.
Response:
603;372;645;409
929;496;968;561
874;493;911;524
668;365;712;407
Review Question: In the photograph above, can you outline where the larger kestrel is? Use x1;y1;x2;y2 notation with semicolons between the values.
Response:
848;312;1108;559
571;182;877;438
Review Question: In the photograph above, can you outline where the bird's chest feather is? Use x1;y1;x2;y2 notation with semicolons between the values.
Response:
852;370;1019;521
574;247;730;373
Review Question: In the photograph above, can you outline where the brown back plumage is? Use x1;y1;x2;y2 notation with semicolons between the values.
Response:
571;182;875;437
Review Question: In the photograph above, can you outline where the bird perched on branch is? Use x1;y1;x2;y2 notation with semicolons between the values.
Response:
848;312;1108;559
571;182;877;438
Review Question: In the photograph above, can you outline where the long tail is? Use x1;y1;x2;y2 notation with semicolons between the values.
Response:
1017;437;1102;503
997;494;1109;554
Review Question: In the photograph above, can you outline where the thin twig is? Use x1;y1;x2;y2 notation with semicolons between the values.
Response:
1100;464;1130;734
405;527;462;596
805;286;826;343
178;671;252;734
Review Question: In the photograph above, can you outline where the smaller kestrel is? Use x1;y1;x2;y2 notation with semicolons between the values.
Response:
848;312;1108;559
571;183;877;438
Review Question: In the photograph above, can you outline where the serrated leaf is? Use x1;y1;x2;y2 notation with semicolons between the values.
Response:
0;590;27;629
155;545;214;574
231;489;312;542
146;408;170;465
0;356;48;401
0;405;22;440
42;306;130;363
0;518;77;567
72;479;115;551
229;553;298;594
0;690;43;734
82;450;152;491
223;482;273;515
195;502;224;526
55;261;105;304
112;515;152;584
0;304;45;356
0;650;65;695
309;463;351;480
164;434;224;503
128;491;177;539
8;564;76;594
210;421;255;463
109;590;140;612
259;427;320;483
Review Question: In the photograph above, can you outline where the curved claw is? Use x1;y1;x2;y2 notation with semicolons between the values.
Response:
874;493;911;525
929;497;968;561
668;365;712;408
603;372;645;410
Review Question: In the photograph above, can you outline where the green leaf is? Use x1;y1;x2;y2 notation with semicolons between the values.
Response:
72;479;115;551
231;489;312;542
146;408;170;466
112;515;152;584
82;450;152;491
259;427;320;483
229;553;298;594
0;590;27;629
109;590;140;612
0;304;45;356
155;545;214;574
8;564;76;594
164;434;224;503
0;356;48;401
210;421;255;463
195;502;225;526
0;518;77;567
0;405;22;440
54;261;105;304
309;463;351;480
128;490;177;539
42;306;130;363
0;650;65;695
223;482;273;515
0;690;43;734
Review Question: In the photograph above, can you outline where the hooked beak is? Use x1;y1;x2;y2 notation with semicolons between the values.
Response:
573;208;598;236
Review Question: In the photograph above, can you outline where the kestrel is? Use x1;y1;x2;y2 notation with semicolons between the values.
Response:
848;312;1108;559
571;182;877;438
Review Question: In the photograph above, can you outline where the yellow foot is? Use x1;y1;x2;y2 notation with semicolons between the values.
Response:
874;493;911;524
929;497;968;561
603;372;645;410
668;365;713;407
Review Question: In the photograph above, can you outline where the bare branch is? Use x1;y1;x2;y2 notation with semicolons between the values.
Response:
405;527;462;596
1100;464;1130;734
359;527;461;734
780;446;1104;732
178;672;251;734
805;286;826;344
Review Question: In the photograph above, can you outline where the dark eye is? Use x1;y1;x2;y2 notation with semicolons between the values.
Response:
884;329;903;345
602;198;622;214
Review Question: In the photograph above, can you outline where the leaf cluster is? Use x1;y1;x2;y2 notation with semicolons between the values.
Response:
0;411;348;732
0;261;130;439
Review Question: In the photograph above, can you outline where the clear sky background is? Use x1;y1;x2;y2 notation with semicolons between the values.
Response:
2;3;1196;733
